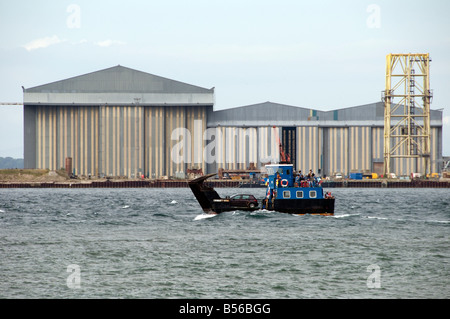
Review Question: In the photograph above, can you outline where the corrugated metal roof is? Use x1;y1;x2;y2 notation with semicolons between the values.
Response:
25;65;213;94
23;66;215;106
208;101;442;127
208;101;322;127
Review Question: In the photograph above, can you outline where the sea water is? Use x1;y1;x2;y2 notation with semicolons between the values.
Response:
0;187;448;298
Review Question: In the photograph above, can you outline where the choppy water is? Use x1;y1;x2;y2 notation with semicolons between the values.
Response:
0;187;449;298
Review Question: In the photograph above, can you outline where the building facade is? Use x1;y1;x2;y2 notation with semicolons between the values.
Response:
23;66;443;178
206;101;443;177
23;66;214;178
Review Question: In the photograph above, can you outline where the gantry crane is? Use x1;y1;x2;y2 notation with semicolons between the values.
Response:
382;53;432;177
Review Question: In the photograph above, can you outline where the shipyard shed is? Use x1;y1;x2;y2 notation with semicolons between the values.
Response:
23;66;443;179
23;65;214;178
206;101;443;177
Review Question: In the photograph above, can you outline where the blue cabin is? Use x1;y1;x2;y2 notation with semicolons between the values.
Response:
261;162;334;215
264;163;324;200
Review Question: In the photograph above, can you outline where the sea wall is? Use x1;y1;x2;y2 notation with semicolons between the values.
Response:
0;179;449;188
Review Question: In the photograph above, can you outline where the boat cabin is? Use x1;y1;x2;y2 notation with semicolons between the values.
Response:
266;164;295;188
264;163;325;200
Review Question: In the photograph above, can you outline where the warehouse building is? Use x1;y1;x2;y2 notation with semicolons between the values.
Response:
23;66;443;178
206;101;443;177
23;65;214;178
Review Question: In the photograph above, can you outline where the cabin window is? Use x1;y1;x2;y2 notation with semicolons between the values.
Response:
283;191;291;198
309;190;317;198
296;191;303;198
286;169;290;175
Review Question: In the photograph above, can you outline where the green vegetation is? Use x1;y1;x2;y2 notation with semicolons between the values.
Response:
0;169;49;176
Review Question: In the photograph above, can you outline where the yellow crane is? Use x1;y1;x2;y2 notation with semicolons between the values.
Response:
382;53;432;177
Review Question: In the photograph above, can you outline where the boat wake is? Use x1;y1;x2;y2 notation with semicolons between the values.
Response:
366;216;388;220
365;215;450;224
194;209;273;220
194;213;218;221
333;213;361;218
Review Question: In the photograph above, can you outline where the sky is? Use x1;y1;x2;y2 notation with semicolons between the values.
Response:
0;0;449;159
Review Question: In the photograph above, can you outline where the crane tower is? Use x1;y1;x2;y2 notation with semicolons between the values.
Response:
382;53;432;177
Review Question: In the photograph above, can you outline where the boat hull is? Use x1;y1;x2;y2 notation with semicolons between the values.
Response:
268;198;335;215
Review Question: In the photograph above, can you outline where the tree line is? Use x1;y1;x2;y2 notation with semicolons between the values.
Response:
0;157;24;169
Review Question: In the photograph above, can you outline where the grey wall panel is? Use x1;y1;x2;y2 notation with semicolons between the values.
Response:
23;105;36;169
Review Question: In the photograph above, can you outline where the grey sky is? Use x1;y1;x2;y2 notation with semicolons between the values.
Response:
1;0;449;158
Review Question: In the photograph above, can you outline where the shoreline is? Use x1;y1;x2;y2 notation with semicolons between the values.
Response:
1;169;449;188
0;179;449;189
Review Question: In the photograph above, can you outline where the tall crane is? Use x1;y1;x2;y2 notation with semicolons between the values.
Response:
382;53;432;177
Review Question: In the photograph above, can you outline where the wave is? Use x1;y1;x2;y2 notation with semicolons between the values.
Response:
365;215;450;224
425;219;450;224
366;216;388;220
333;213;360;218
194;213;217;221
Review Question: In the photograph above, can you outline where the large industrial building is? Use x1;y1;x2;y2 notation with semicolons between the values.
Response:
23;66;443;178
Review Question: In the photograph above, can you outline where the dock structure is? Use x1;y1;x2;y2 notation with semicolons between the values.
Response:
0;179;448;189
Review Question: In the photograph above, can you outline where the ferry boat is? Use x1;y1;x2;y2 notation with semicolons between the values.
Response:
261;163;334;215
188;162;335;216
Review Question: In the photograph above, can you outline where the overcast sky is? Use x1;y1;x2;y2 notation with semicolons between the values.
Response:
1;0;449;159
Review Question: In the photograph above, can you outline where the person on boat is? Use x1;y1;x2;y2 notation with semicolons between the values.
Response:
295;173;300;187
262;198;268;209
299;171;305;187
311;173;316;186
275;172;281;188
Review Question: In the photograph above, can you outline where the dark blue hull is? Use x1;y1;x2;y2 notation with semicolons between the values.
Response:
267;198;335;215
